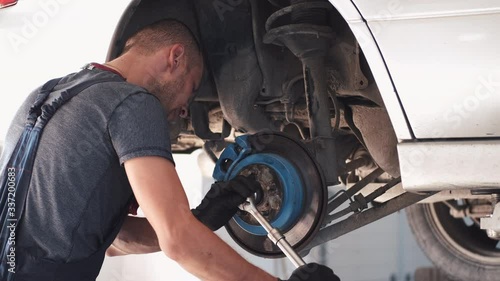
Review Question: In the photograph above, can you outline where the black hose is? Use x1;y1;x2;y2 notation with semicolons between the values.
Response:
203;142;219;163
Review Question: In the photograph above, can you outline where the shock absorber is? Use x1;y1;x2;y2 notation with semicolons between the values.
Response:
264;0;338;185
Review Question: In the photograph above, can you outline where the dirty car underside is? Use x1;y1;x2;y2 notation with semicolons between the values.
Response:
106;3;500;275
106;0;423;256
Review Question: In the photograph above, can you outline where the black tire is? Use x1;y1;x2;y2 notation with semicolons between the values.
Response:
407;203;500;281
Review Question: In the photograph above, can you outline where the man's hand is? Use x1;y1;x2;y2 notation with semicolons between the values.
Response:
192;175;261;231
282;263;340;281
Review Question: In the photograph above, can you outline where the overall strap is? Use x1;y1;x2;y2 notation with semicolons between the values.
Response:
0;73;121;281
35;76;119;128
26;78;63;127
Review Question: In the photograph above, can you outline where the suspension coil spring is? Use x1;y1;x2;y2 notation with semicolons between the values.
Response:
265;1;333;32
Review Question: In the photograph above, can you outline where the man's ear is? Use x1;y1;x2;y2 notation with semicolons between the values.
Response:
168;44;186;73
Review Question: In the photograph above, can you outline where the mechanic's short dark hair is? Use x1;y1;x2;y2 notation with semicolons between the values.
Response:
123;19;202;67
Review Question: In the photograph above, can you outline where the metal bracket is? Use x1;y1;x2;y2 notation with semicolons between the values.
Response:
480;202;500;239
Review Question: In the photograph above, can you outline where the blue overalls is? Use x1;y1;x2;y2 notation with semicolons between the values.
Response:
0;71;129;281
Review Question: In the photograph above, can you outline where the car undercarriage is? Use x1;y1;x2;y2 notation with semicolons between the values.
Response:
107;1;500;280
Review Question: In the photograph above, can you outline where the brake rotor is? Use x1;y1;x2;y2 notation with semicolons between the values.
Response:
213;132;327;257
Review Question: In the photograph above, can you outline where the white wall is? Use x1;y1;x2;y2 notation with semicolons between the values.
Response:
0;0;130;141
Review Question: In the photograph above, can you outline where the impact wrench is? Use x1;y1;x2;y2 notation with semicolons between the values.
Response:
239;197;306;268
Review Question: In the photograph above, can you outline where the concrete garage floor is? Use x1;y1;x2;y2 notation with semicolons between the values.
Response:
98;151;447;281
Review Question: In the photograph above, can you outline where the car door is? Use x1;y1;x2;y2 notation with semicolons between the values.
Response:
352;0;500;138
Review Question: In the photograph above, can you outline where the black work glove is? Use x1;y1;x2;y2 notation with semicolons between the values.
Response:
281;263;341;281
192;175;261;231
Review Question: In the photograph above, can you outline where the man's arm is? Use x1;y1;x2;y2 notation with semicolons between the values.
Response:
107;175;258;256
106;216;160;257
124;156;276;281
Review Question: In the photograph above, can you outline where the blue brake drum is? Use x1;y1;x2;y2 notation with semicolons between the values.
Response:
228;153;305;235
213;133;327;258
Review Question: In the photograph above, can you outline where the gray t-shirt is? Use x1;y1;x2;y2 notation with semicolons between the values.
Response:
0;67;174;262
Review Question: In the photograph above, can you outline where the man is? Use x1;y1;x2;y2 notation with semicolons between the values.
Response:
0;19;339;280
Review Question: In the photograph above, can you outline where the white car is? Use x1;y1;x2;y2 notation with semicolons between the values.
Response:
4;1;500;280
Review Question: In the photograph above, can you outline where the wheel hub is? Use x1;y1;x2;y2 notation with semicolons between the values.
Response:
238;165;284;227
